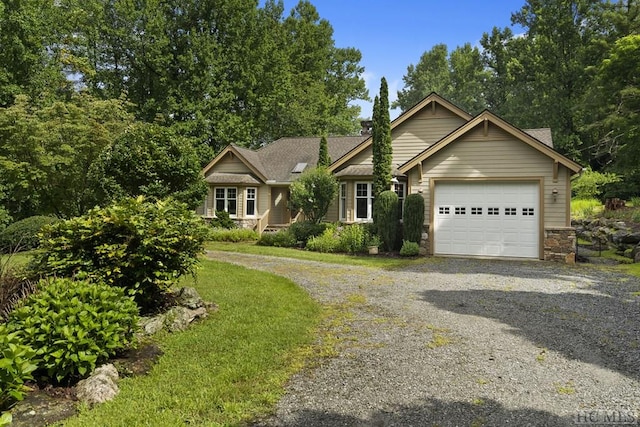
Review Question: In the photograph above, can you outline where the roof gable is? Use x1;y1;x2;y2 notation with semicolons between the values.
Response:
202;144;268;182
398;110;582;174
329;93;472;172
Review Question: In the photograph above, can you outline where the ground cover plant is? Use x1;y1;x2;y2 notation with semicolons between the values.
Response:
62;258;321;426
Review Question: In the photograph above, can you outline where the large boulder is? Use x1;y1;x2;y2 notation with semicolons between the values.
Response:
75;364;119;405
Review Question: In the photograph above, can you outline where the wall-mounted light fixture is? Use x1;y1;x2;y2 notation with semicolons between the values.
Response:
552;188;559;202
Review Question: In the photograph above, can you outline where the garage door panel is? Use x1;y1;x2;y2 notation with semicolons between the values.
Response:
434;181;540;259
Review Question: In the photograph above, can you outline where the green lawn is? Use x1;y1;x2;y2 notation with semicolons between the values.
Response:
205;241;425;270
62;258;321;426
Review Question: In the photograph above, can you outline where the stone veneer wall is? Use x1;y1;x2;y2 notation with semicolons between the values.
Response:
544;227;576;264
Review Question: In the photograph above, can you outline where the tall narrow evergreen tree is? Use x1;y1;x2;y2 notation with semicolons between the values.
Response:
372;77;393;198
317;135;331;167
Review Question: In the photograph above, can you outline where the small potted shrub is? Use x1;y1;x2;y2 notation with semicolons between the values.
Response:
367;235;381;255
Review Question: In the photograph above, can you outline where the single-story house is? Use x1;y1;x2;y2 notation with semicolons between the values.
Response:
200;93;581;262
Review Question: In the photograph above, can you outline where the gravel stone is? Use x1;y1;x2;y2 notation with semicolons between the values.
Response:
207;251;640;426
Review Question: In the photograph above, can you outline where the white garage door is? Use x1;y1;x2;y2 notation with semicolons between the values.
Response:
434;181;540;258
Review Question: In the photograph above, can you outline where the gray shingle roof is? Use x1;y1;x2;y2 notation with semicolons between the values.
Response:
205;173;261;185
524;128;553;147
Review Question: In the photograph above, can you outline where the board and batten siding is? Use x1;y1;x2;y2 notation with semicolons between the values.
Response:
415;124;570;229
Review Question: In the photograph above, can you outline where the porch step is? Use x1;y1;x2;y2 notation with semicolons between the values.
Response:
262;224;290;233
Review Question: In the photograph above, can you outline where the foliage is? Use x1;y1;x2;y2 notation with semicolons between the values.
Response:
403;194;425;243
31;197;209;312
0;324;37;411
374;191;399;251
338;224;366;254
0;216;58;253
90;122;207;209
317;135;331;167
571;198;602;219
209;211;237;229
6;278;138;385
61;258;320;426
399;240;420;257
306;228;339;253
0;95;134;219
208;228;259;243
571;168;621;200
257;230;297;248
0;254;37;321
289;167;339;224
372;78;393;198
289;221;328;245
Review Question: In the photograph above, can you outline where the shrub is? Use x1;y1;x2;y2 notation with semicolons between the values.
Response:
399;240;420;257
571;167;621;200
257;230;297;248
570;198;601;219
289;167;339;224
209;211;237;229
0;257;37;321
209;228;258;242
338;224;366;254
31;197;209;312
6;278;138;385
403;194;425;243
0;324;37;411
0;216;59;253
289;221;327;245
630;196;640;208
306;228;339;253
373;190;399;251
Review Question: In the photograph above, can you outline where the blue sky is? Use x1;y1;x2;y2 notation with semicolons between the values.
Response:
272;0;526;119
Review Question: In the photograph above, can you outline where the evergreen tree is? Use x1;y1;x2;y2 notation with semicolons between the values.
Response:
372;78;392;199
317;135;331;167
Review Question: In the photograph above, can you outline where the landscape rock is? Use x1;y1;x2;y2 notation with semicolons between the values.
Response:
174;286;204;309
165;306;208;332
138;316;165;335
75;364;119;405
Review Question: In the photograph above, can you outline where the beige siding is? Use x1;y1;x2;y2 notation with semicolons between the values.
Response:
207;153;253;176
258;185;269;217
416;123;570;229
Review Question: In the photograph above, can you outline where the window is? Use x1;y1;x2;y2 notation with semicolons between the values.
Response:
471;207;482;215
339;183;347;221
439;206;450;215
505;207;517;216
355;182;373;221
245;187;256;217
488;207;499;215
215;187;237;217
394;182;406;216
522;207;535;216
455;207;466;215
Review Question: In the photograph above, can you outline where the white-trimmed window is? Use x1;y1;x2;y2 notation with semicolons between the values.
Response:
215;187;237;217
394;182;406;217
339;183;347;221
245;187;257;217
355;182;373;221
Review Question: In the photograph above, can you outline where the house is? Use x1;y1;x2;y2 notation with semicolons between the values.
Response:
200;93;581;262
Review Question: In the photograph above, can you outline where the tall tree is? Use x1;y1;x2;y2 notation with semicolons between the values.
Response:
317;135;331;167
372;78;392;199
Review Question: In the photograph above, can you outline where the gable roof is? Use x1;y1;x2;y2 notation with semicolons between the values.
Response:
202;136;367;184
398;110;582;174
329;93;472;172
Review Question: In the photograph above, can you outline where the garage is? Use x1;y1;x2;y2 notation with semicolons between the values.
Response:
433;181;540;258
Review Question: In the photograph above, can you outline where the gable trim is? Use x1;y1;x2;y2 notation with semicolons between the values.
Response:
398;110;582;175
202;145;267;182
329;93;473;172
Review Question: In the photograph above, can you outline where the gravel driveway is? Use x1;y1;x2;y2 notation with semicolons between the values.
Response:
207;251;640;426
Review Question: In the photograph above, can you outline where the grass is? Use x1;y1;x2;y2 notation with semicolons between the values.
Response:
206;241;424;270
62;258;322;426
571;198;603;219
425;324;453;349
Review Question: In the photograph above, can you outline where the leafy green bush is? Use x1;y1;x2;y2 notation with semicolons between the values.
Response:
403;194;425;243
289;221;327;245
289;167;339;224
571;167;621;200
570;198;602;219
31;197;209;312
630;196;640;208
373;190;399;251
306;228;339;253
209;228;258;242
209;211;237;229
0;216;59;253
6;278;138;385
257;230;297;248
338;224;366;254
0;324;37;411
399;240;420;257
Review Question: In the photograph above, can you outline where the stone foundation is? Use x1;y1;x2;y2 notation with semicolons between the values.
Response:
236;218;258;230
544;227;576;264
419;232;429;256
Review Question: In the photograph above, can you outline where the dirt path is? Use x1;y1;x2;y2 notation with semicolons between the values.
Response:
207;251;640;426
